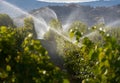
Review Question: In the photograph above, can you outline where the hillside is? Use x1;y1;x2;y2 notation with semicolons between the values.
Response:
82;0;120;7
5;0;120;11
30;4;120;27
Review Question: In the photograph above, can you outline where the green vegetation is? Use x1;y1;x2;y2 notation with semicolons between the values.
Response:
0;14;15;28
44;19;62;40
0;15;67;83
46;19;120;83
49;19;62;30
24;17;37;39
0;14;120;83
0;26;67;83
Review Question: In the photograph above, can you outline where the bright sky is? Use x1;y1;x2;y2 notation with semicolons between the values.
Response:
37;0;99;3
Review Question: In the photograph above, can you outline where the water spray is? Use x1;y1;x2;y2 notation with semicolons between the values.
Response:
80;20;120;40
1;0;83;48
50;28;83;47
1;0;51;38
63;7;85;31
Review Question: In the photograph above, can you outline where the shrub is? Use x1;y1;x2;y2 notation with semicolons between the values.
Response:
0;26;65;83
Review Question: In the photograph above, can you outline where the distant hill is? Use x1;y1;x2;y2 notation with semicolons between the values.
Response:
5;0;120;11
82;0;120;7
1;0;120;18
13;4;120;27
37;4;120;26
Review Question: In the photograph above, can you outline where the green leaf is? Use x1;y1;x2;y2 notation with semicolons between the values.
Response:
63;79;70;83
69;32;74;38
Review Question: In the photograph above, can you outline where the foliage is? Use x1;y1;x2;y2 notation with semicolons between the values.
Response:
53;21;93;82
44;29;56;41
67;25;120;83
24;17;37;39
0;14;15;28
0;26;66;83
49;19;62;30
48;18;120;82
68;21;88;42
82;31;120;83
44;19;62;40
68;21;88;34
57;35;94;82
107;27;120;43
41;15;120;83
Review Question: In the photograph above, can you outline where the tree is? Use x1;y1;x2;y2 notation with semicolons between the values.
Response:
0;26;66;83
65;25;120;83
68;21;88;34
0;14;15;28
54;19;120;82
44;19;62;40
24;17;37;39
49;19;62;30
